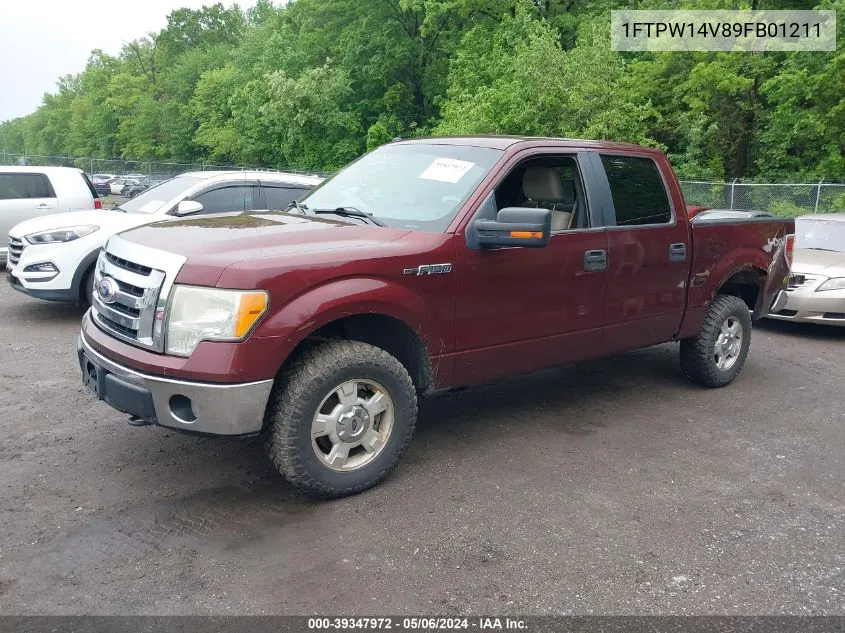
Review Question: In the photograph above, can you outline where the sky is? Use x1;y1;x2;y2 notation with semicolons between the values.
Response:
0;0;256;122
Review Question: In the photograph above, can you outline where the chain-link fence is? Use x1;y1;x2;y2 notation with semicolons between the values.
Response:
679;180;845;217
3;152;844;217
0;152;330;179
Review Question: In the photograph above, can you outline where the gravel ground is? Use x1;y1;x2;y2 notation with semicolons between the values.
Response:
0;275;843;615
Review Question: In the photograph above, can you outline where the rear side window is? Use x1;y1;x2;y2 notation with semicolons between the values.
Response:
263;185;310;211
600;155;672;226
0;173;56;200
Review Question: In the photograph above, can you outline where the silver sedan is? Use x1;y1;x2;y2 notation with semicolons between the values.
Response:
768;214;845;326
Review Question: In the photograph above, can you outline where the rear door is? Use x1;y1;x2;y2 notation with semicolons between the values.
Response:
596;152;690;354
0;172;58;237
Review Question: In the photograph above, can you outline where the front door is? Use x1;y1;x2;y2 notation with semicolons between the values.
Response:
452;153;608;387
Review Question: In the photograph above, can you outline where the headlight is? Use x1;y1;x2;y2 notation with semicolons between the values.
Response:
816;277;845;292
165;285;269;356
25;225;99;244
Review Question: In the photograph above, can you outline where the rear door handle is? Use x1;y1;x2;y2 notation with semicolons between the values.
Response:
584;249;607;272
669;242;687;262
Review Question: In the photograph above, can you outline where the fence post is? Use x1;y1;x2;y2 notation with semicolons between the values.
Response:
729;178;738;210
814;178;824;213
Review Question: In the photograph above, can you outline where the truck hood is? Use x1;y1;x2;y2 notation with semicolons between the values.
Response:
116;212;413;283
792;248;845;277
8;209;154;239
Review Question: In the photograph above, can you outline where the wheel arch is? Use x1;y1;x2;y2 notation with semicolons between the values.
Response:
71;247;103;302
715;265;767;313
283;313;434;393
256;277;446;394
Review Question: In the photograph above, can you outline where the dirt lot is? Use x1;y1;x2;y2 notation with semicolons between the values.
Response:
0;275;843;615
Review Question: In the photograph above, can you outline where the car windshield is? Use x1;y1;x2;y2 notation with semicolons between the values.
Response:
117;175;204;214
795;218;845;252
300;143;503;231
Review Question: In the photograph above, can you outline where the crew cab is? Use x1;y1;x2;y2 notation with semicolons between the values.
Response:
76;137;794;498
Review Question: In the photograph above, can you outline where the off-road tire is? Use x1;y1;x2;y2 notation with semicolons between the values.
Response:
265;340;417;498
680;294;752;388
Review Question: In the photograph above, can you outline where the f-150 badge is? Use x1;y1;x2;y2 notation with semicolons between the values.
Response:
403;263;452;276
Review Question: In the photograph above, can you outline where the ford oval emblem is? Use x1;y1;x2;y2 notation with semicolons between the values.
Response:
96;276;120;304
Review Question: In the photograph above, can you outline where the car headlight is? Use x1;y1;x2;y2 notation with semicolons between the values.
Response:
25;225;99;244
816;277;845;292
165;285;269;356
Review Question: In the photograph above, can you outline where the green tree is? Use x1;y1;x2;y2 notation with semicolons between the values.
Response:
437;6;656;144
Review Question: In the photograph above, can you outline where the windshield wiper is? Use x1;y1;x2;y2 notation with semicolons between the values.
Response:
286;200;310;215
311;206;386;227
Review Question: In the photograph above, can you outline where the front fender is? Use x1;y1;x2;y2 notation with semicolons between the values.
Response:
250;276;451;376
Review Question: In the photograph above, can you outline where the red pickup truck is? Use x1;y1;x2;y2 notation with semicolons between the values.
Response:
77;137;794;498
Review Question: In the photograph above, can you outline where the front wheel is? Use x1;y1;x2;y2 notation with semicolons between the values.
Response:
680;294;752;388
82;267;95;306
265;340;417;498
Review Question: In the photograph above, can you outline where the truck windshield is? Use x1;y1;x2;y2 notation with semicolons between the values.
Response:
118;175;204;214
795;218;845;252
300;143;503;231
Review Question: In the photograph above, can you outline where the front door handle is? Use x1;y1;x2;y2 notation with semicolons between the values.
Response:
584;249;607;272
669;242;687;262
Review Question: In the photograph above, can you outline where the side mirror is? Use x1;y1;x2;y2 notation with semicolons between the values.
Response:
469;207;551;249
175;200;203;216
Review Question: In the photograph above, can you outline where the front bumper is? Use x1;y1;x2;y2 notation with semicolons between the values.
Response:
7;267;79;301
77;332;274;436
767;284;845;327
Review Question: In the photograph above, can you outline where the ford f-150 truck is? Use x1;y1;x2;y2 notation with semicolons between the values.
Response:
77;137;794;498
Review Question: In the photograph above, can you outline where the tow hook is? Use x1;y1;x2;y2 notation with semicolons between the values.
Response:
127;416;153;427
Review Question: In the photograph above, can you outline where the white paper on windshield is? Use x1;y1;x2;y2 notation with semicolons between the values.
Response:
419;158;475;184
139;200;164;213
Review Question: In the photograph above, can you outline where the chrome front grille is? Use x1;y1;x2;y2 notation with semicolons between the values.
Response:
105;251;153;276
91;236;187;353
8;237;24;266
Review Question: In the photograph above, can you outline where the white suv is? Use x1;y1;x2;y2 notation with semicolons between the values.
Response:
7;170;322;304
1;166;102;264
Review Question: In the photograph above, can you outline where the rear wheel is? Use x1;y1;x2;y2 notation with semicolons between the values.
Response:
265;340;417;498
680;294;752;388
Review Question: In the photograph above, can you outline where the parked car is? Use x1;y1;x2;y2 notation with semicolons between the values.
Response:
122;177;166;198
93;181;112;197
91;174;116;184
1;166;101;265
110;178;140;195
75;137;794;499
768;213;845;326
7;171;320;303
